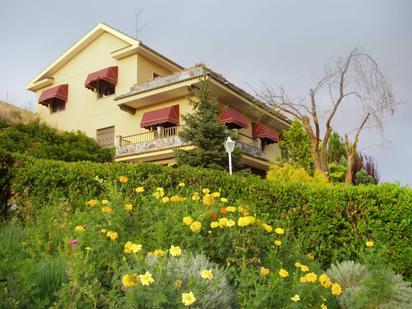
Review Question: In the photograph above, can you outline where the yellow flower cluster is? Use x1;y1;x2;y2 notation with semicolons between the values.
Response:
161;196;170;204
153;187;165;199
237;216;256;227
171;195;187;202
275;227;285;235
106;230;118;241
366;240;374;248
178;182;185;187
101;206;113;214
300;272;318;283
74;225;85;233
147;249;166;257
169;245;182;257
291;294;300;302
124;241;142;254
319;274;332;288
261;223;273;233
331;283;343;296
86;199;98;207
220;197;228;203
279;268;289;278
192;192;200;201
200;269;213;280
190;221;202;233
135;186;145;193
226;206;236;212
295;262;309;272
121;271;154;287
124;204;133;212
260;267;270;276
183;216;193;226
118;176;128;184
274;240;282;246
102;199;109;205
182;291;196;306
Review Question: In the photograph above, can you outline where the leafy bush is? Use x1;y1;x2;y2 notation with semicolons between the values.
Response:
327;260;412;308
355;169;375;185
9;157;412;281
267;163;329;184
0;149;14;218
0;119;113;162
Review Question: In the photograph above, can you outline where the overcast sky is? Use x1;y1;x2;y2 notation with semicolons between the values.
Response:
1;0;411;185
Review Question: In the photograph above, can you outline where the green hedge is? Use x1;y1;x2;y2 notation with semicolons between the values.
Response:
11;157;412;279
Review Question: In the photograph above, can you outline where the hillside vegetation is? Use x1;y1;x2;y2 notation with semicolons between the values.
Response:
0;155;410;308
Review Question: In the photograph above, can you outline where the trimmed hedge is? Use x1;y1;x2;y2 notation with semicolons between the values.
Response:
10;157;412;279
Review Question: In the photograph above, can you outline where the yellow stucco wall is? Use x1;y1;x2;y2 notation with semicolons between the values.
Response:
34;32;186;142
137;54;173;84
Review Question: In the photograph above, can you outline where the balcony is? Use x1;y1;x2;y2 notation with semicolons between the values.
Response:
115;126;264;159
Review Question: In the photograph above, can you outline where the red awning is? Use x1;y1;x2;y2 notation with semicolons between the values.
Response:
140;105;179;128
252;123;279;143
85;66;118;90
219;107;248;129
38;84;68;106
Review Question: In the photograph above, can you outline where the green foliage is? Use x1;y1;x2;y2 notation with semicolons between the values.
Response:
0;119;113;162
355;169;375;185
175;80;242;170
328;162;347;183
9;157;412;282
280;120;313;173
327;260;412;308
328;132;345;163
267;163;329;184
0;149;14;218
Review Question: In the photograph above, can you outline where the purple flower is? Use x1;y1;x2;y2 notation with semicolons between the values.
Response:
70;239;78;247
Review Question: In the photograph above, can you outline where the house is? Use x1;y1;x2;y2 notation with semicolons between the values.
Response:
26;23;290;171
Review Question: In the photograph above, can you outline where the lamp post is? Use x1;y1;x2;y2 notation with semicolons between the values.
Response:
223;136;236;175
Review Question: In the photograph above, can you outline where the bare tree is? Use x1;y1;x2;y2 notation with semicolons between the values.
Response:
257;48;397;184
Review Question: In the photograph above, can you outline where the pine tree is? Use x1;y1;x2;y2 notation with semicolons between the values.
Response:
175;81;241;170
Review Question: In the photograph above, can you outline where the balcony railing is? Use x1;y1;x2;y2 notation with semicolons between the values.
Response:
115;126;263;158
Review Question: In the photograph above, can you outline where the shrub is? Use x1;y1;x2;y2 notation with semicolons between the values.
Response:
0;149;14;218
267;163;329;184
0;119;113;162
9;157;412;280
327;260;412;308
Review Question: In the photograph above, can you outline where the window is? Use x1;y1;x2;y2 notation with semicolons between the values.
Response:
49;98;66;113
96;126;115;148
96;81;115;98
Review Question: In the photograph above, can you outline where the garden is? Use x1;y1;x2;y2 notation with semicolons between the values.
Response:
0;155;411;308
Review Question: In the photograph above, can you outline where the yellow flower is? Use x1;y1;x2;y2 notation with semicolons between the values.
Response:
300;264;309;272
87;199;98;207
262;223;273;233
307;253;315;260
210;221;219;229
260;267;270;277
331;283;343;296
135;186;145;193
118;176;128;183
227;219;236;227
279;268;289;278
275;227;285;235
161;196;170;204
200;269;213;280
190;221;202;233
202;188;210;194
124;241;142;254
294;262;302;268
124;204;133;212
100;228;107;234
218;217;228;228
182;291;196;306
237;217;247;227
220;197;228;203
275;240;282;246
139;271;154;286
291;294;300;302
211;192;220;198
183;216;193;226
175;279;183;289
106;230;118;241
192;194;200;201
122;273;139;287
301;272;317;283
74;225;85;233
226;206;236;212
178;182;185;187
366;240;374;248
244;216;256;225
171;195;187;202
101;206;113;214
85;246;92;251
319;274;332;288
203;195;214;206
321;304;328;309
101;199;109;205
169;245;182;257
